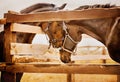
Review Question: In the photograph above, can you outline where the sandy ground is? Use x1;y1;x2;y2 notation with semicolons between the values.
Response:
21;73;117;82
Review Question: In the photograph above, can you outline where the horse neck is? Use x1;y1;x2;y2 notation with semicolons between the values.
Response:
66;18;115;45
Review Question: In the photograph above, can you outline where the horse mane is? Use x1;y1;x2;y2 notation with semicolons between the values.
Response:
20;3;67;14
20;3;56;14
75;4;116;10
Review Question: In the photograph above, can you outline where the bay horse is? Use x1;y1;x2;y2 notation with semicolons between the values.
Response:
0;3;120;82
40;4;120;63
0;3;66;82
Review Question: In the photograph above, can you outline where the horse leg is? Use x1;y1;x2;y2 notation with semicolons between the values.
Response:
16;73;23;82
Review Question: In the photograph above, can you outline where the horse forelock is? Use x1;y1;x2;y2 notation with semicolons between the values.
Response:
75;4;116;10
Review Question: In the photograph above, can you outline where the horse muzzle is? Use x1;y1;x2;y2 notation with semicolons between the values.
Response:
59;49;71;63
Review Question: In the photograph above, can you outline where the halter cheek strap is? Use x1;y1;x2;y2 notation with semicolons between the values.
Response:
62;22;78;44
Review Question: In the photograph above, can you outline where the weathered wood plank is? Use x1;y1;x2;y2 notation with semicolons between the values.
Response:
11;43;48;55
71;55;110;60
5;63;120;74
4;24;16;62
10;23;44;34
5;8;120;23
10;43;110;60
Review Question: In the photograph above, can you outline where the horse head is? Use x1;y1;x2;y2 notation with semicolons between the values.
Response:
41;21;65;48
17;3;69;63
41;21;82;63
21;3;71;63
59;23;83;63
18;3;66;43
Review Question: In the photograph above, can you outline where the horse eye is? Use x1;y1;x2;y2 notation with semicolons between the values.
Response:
54;31;56;34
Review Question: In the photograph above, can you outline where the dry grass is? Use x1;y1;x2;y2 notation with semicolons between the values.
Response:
21;73;117;82
75;74;117;82
21;73;67;82
20;58;118;82
19;46;118;82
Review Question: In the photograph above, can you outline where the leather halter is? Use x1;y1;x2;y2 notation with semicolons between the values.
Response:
62;22;79;54
43;21;79;54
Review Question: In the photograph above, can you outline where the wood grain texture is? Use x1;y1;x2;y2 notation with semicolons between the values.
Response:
5;8;120;23
4;24;16;62
5;63;120;74
11;43;48;55
10;23;44;34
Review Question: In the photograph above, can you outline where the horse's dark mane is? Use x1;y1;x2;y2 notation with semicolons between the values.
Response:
20;3;56;14
20;3;67;14
76;4;116;10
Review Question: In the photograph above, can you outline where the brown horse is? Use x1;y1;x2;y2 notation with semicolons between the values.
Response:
0;3;66;82
0;3;120;81
0;3;66;61
16;3;120;64
58;4;120;63
41;4;120;63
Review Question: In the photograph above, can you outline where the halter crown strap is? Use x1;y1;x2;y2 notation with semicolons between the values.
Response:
62;21;79;44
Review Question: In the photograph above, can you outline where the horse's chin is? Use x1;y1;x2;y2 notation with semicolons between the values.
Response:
59;49;71;63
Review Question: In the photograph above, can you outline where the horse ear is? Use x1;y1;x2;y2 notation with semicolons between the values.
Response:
40;22;49;32
58;3;67;10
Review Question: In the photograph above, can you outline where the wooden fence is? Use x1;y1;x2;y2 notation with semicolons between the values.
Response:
0;8;120;82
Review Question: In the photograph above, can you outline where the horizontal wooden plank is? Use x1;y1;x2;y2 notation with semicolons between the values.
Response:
37;54;110;61
5;8;120;23
4;63;120;74
10;23;44;34
71;55;110;60
11;43;49;55
11;43;110;60
11;43;110;61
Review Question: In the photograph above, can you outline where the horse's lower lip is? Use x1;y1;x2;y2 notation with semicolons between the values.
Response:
60;55;71;63
61;59;71;63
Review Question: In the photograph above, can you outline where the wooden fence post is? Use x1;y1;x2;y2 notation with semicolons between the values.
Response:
1;71;16;82
4;23;16;62
67;74;72;82
1;23;17;82
67;74;75;82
